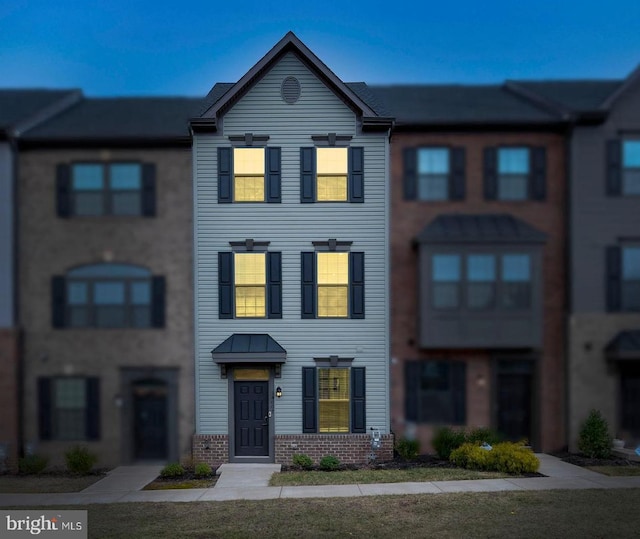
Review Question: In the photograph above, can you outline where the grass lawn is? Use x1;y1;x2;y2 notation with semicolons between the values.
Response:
0;474;103;493
143;477;217;490
16;489;639;538
270;467;511;486
586;465;640;477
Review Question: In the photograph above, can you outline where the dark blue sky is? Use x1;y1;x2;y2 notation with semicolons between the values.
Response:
1;0;639;96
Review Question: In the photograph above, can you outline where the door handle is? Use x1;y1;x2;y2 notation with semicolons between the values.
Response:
262;415;269;426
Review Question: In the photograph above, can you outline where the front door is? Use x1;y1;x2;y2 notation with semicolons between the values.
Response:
234;381;269;457
133;381;168;460
496;360;534;445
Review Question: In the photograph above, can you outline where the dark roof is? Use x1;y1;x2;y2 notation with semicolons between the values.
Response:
199;83;234;116
416;214;547;244
368;84;561;125
22;96;204;142
509;80;623;113
605;330;640;361
211;334;287;363
0;89;79;131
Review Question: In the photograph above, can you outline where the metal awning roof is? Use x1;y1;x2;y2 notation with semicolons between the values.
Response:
605;330;640;361
211;334;287;364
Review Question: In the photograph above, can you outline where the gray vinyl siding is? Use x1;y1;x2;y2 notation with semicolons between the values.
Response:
0;143;14;327
570;81;640;312
193;53;389;435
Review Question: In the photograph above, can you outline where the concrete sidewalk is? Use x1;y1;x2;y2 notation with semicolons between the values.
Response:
0;454;639;506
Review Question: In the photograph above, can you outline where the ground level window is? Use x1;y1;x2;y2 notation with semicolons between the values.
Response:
318;368;350;432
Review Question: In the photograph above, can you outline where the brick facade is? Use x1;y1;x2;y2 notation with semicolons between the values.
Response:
390;131;566;453
0;329;20;470
192;435;229;468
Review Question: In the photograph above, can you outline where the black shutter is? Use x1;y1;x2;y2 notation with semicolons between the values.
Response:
56;164;71;217
483;147;498;200
351;367;366;433
52;276;66;328
151;276;166;328
85;377;100;441
404;361;420;422
301;252;316;318
219;252;234;319
606;139;622;196
38;378;52;440
349;252;365;319
300;147;315;203
302;367;317;433
266;147;281;203
606;246;622;312
450;147;466;200
218;148;232;203
348;147;364;202
530;147;547;200
142;163;156;216
451;362;466;425
267;252;282;319
403;148;417;200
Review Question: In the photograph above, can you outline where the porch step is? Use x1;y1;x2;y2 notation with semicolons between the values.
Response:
216;463;282;488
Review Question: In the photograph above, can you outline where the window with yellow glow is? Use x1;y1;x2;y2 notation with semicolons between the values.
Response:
234;253;266;317
317;252;348;317
317;148;348;201
318;368;350;432
234;148;264;202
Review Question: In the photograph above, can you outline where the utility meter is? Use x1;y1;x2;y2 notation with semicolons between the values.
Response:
370;428;382;450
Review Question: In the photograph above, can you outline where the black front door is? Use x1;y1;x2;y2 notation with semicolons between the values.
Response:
496;361;534;445
133;383;168;460
234;381;269;457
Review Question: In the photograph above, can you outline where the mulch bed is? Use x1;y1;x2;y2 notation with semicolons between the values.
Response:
552;451;640;468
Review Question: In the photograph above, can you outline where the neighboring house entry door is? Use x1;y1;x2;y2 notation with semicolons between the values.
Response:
133;380;168;460
496;360;534;446
234;380;269;457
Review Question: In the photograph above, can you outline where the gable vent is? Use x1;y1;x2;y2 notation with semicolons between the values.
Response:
281;76;301;104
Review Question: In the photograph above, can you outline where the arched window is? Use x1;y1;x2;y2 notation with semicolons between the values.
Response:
52;263;165;329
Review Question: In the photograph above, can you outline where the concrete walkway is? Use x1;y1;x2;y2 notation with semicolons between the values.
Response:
0;454;639;506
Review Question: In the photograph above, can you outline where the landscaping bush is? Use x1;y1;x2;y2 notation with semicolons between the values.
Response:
319;455;341;471
194;462;212;478
432;427;466;460
490;442;539;474
395;438;420;460
450;443;491;471
160;462;185;478
18;454;48;475
578;409;612;459
64;445;98;475
292;454;314;470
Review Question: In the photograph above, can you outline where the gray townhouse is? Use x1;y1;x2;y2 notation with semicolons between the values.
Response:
190;32;394;465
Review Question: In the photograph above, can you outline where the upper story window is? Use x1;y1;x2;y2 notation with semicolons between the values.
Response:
301;247;365;319
484;146;546;201
316;148;348;201
431;253;531;311
403;146;465;201
218;146;281;203
57;162;156;217
609;245;640;311
218;247;282;319
607;139;640;196
52;263;165;329
300;146;364;203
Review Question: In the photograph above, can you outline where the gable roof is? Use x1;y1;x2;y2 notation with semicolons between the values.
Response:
195;32;392;131
21;96;203;146
0;89;81;136
369;84;562;127
415;214;547;244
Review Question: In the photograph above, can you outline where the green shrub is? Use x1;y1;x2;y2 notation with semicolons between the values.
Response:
292;454;314;470
432;427;466;460
160;462;185;478
395;438;420;460
64;445;98;475
450;443;491;470
319;455;340;471
18;454;48;475
490;442;539;474
194;462;212;478
578;409;612;459
466;427;503;446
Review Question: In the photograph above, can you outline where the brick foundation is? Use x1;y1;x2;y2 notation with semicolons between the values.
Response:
275;434;394;465
192;435;229;467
